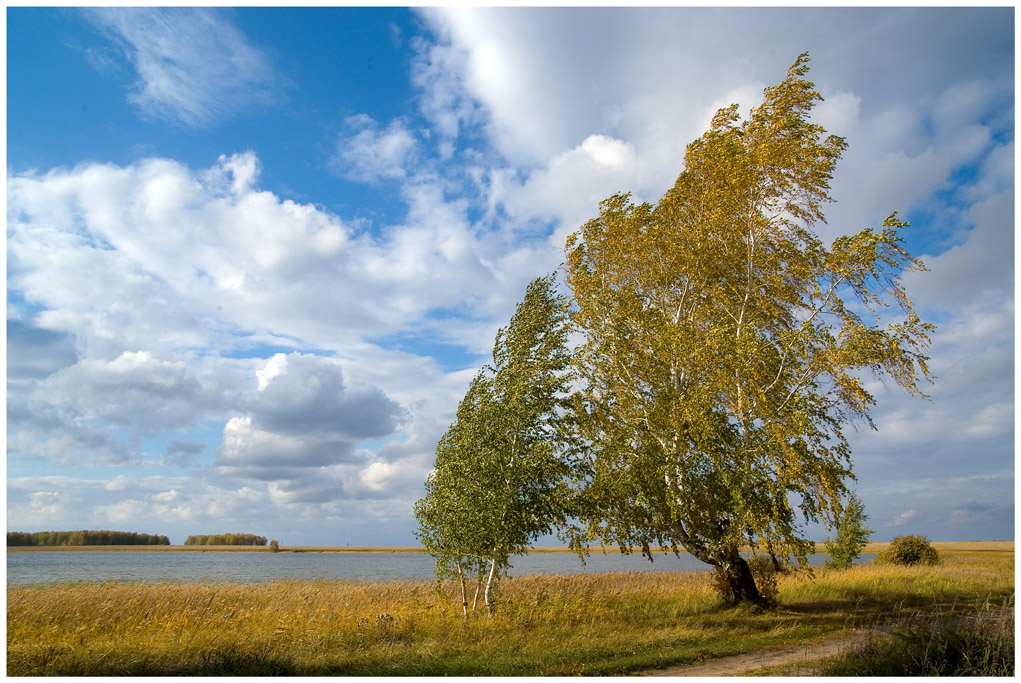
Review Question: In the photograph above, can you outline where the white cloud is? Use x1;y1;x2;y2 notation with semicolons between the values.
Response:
216;416;357;475
247;353;404;438
903;188;1014;311
7;151;555;361
887;509;919;527
334;115;420;182
6;7;1012;545
85;7;279;127
43;352;207;432
505;134;638;231
410;36;483;146
213;353;407;497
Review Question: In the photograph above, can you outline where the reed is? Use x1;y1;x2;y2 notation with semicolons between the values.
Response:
7;551;1012;676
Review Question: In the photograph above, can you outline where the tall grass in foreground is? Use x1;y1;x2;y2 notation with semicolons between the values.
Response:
7;551;1012;676
819;597;1014;676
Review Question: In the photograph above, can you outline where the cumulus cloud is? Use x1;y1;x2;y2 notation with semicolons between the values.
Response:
84;7;279;127
7;417;135;467
505;134;638;232
43;352;208;432
5;146;525;524
6;151;534;356
248;353;404;438
214;353;405;493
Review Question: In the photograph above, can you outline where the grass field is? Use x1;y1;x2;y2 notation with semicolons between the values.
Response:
7;544;1012;676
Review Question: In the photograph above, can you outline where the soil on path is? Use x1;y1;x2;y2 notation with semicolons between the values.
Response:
640;630;871;677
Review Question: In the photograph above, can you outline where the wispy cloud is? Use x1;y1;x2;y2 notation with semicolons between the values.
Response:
886;509;919;528
85;8;279;127
333;115;420;183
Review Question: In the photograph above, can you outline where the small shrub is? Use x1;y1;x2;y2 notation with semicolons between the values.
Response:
269;540;280;552
876;535;939;566
824;494;872;569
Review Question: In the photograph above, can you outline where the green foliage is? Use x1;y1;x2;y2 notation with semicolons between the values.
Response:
7;530;170;546
824;493;873;569
415;274;574;613
184;534;268;546
876;535;940;566
562;52;933;602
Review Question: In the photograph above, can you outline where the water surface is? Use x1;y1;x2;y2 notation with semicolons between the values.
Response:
7;549;873;585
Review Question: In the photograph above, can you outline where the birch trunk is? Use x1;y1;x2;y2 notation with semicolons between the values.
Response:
722;552;762;605
455;561;468;617
483;553;499;617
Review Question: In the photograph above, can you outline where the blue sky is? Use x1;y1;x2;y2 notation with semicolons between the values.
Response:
6;6;1014;546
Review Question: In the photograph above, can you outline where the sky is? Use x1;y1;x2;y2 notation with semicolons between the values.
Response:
6;6;1014;547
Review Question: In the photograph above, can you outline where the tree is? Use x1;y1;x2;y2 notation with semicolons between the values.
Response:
824;493;873;569
563;53;933;604
415;274;573;615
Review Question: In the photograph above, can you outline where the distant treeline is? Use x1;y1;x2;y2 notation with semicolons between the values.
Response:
7;530;170;546
184;534;267;546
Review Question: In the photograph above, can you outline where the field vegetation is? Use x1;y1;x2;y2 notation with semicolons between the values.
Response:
7;549;1011;676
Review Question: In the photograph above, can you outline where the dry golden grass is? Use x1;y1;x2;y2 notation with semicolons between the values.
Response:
7;549;1012;676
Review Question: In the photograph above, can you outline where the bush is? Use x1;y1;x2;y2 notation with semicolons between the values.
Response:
269;540;280;552
876;535;939;566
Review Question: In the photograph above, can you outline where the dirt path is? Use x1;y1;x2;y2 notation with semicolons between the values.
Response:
640;631;871;677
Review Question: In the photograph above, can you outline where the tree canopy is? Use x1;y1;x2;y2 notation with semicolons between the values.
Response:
415;274;573;614
563;53;933;603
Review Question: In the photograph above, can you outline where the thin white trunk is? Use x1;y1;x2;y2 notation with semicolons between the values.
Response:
484;553;499;617
455;561;468;617
471;564;483;612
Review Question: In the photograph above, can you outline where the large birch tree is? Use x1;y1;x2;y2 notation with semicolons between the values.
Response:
563;54;933;604
415;274;573;615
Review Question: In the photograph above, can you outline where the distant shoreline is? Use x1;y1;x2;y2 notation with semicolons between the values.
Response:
6;541;1012;554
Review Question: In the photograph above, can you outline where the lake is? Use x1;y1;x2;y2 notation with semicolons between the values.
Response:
6;550;874;585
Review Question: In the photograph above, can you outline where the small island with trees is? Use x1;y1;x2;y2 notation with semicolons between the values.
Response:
7;530;170;546
184;533;268;546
